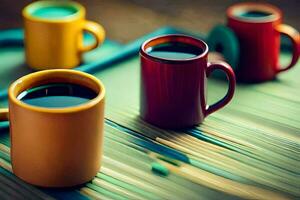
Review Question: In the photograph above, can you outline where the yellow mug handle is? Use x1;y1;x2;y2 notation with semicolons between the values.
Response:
0;108;9;121
79;21;106;53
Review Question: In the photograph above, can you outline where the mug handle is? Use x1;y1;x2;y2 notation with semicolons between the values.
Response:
0;108;9;121
205;61;236;116
275;24;300;74
79;21;106;53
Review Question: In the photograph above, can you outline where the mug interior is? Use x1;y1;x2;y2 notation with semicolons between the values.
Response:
141;34;208;62
9;70;104;111
228;3;281;22
17;83;98;108
24;1;83;21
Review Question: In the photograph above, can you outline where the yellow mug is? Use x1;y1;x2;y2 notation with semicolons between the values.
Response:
0;70;105;187
23;1;106;70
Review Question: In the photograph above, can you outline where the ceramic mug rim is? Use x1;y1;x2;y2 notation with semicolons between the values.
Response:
22;0;85;23
8;69;105;114
140;34;209;64
227;2;282;23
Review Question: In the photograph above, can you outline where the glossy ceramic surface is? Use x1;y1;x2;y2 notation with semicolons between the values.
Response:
0;70;105;187
227;2;300;82
140;35;236;129
23;1;105;70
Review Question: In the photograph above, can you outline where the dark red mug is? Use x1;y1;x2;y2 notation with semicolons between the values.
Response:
227;2;300;82
140;35;236;129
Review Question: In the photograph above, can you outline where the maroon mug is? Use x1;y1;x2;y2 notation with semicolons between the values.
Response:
140;35;236;129
227;2;300;82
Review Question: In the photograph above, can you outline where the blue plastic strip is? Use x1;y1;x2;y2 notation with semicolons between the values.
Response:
0;29;24;47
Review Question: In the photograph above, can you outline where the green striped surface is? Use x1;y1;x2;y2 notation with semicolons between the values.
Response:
1;29;300;199
91;51;299;199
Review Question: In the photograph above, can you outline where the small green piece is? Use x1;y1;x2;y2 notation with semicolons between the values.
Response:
151;162;170;176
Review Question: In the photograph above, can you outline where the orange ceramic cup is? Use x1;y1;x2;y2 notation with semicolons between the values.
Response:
0;70;105;187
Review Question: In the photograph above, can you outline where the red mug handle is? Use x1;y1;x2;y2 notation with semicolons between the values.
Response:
205;61;236;116
275;24;300;74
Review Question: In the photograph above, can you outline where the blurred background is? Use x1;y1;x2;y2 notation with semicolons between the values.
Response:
0;0;299;43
